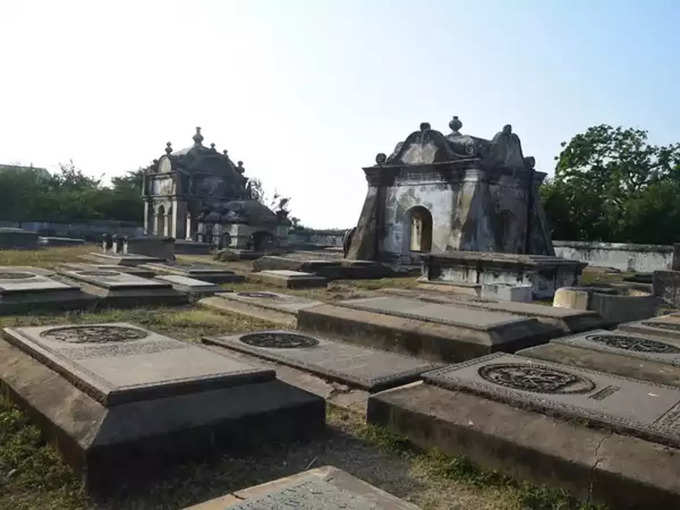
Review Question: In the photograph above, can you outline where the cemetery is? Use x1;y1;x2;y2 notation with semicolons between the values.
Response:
1;119;679;510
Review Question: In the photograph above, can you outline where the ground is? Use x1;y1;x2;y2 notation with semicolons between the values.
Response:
0;246;607;509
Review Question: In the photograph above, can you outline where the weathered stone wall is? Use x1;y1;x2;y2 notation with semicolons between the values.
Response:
553;240;673;272
0;220;143;241
288;229;345;247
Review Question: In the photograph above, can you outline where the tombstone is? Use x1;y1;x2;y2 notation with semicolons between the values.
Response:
141;262;244;283
185;466;419;510
0;266;96;314
199;291;322;327
58;268;187;307
112;234;126;254
204;330;441;392
0;227;39;250
619;313;680;340
101;233;113;252
298;296;559;362
125;236;175;262
59;262;157;279
367;353;680;508
252;270;327;289
0;322;324;491
154;274;221;296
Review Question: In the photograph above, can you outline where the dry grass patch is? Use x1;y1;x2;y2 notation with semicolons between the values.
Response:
0;244;95;269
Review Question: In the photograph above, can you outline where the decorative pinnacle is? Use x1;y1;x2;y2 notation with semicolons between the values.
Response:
419;122;431;131
165;142;172;155
449;115;462;133
192;126;204;146
223;150;228;156
237;161;245;174
375;153;387;165
210;143;216;151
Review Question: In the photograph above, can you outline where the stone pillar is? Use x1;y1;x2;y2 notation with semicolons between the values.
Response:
185;213;192;240
171;200;178;238
673;244;680;271
143;202;149;235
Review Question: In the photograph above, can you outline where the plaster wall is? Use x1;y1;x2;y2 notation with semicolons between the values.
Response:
553;241;673;273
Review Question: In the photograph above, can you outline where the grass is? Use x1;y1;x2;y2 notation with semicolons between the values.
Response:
0;244;95;268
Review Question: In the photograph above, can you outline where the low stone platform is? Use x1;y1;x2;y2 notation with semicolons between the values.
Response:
368;378;680;509
298;296;558;362
0;227;39;249
553;285;657;325
38;236;85;246
204;330;441;392
58;268;187;307
0;323;325;492
250;270;328;289
619;313;680;340
0;267;96;314
421;251;585;300
59;262;157;279
185;465;419;509
141;262;244;283
83;252;164;266
154;274;221;296
199;291;323;327
380;288;605;333
253;255;388;280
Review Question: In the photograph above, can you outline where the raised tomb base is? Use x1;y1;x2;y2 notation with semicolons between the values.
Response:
421;251;586;300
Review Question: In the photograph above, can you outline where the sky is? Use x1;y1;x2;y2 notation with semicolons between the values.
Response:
1;0;679;228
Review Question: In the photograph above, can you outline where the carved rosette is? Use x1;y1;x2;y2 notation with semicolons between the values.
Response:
478;363;595;394
41;326;149;344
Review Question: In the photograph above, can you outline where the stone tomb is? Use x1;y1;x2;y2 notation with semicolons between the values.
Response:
204;330;442;392
58;268;187;307
0;323;324;491
619;313;680;340
0;267;95;314
518;329;680;387
299;296;558;362
253;255;388;280
141;262;244;283
251;269;328;289
83;251;164;266
0;227;39;249
59;262;157;279
154;274;221;296
185;465;419;510
200;291;323;327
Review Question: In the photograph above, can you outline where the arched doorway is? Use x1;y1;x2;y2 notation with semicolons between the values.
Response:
156;205;165;236
408;206;432;252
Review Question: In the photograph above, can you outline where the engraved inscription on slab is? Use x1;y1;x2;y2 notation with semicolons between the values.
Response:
240;332;319;349
478;363;595;394
423;352;680;446
642;321;680;333
228;477;376;510
584;334;680;354
0;272;36;280
42;325;148;344
237;291;280;299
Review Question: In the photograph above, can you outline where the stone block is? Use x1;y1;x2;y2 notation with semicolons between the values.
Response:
204;330;441;392
0;227;39;249
298;296;558;363
654;270;680;307
619;313;680;341
0;323;325;492
481;283;532;302
554;285;657;325
38;236;85;246
199;291;322;327
141;262;244;283
83;252;164;266
367;381;680;509
154;274;221;296
185;465;419;509
125;236;175;261
251;270;327;289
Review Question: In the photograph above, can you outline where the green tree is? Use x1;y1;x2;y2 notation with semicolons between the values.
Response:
543;125;680;243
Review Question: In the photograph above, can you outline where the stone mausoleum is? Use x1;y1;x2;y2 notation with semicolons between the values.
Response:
346;116;583;298
142;128;288;251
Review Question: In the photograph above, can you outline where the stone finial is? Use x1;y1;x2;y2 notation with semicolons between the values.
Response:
420;122;431;131
193;126;204;146
165;142;172;155
502;124;512;135
210;143;216;151
223;149;228;156
375;153;387;165
237;161;245;174
449;115;462;133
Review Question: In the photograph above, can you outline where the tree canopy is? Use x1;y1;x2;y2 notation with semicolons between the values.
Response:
541;125;680;244
0;162;144;223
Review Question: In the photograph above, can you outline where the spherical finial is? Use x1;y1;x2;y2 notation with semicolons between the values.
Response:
375;153;387;165
165;142;172;155
236;161;245;174
210;143;216;151
193;126;204;146
449;115;462;133
419;122;431;131
223;149;228;156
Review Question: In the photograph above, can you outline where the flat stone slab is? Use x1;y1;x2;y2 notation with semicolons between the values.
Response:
204;330;442;391
548;329;680;367
422;352;680;447
252;270;327;289
199;291;323;327
84;252;163;266
141;262;244;283
185;465;419;509
0;270;74;294
368;381;680;509
59;268;172;290
58;262;156;279
337;296;534;331
619;314;680;340
154;274;221;294
3;323;274;406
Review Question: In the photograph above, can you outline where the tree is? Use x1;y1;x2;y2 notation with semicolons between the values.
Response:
542;125;680;243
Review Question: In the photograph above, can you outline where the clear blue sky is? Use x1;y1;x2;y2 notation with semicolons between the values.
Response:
1;0;678;228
